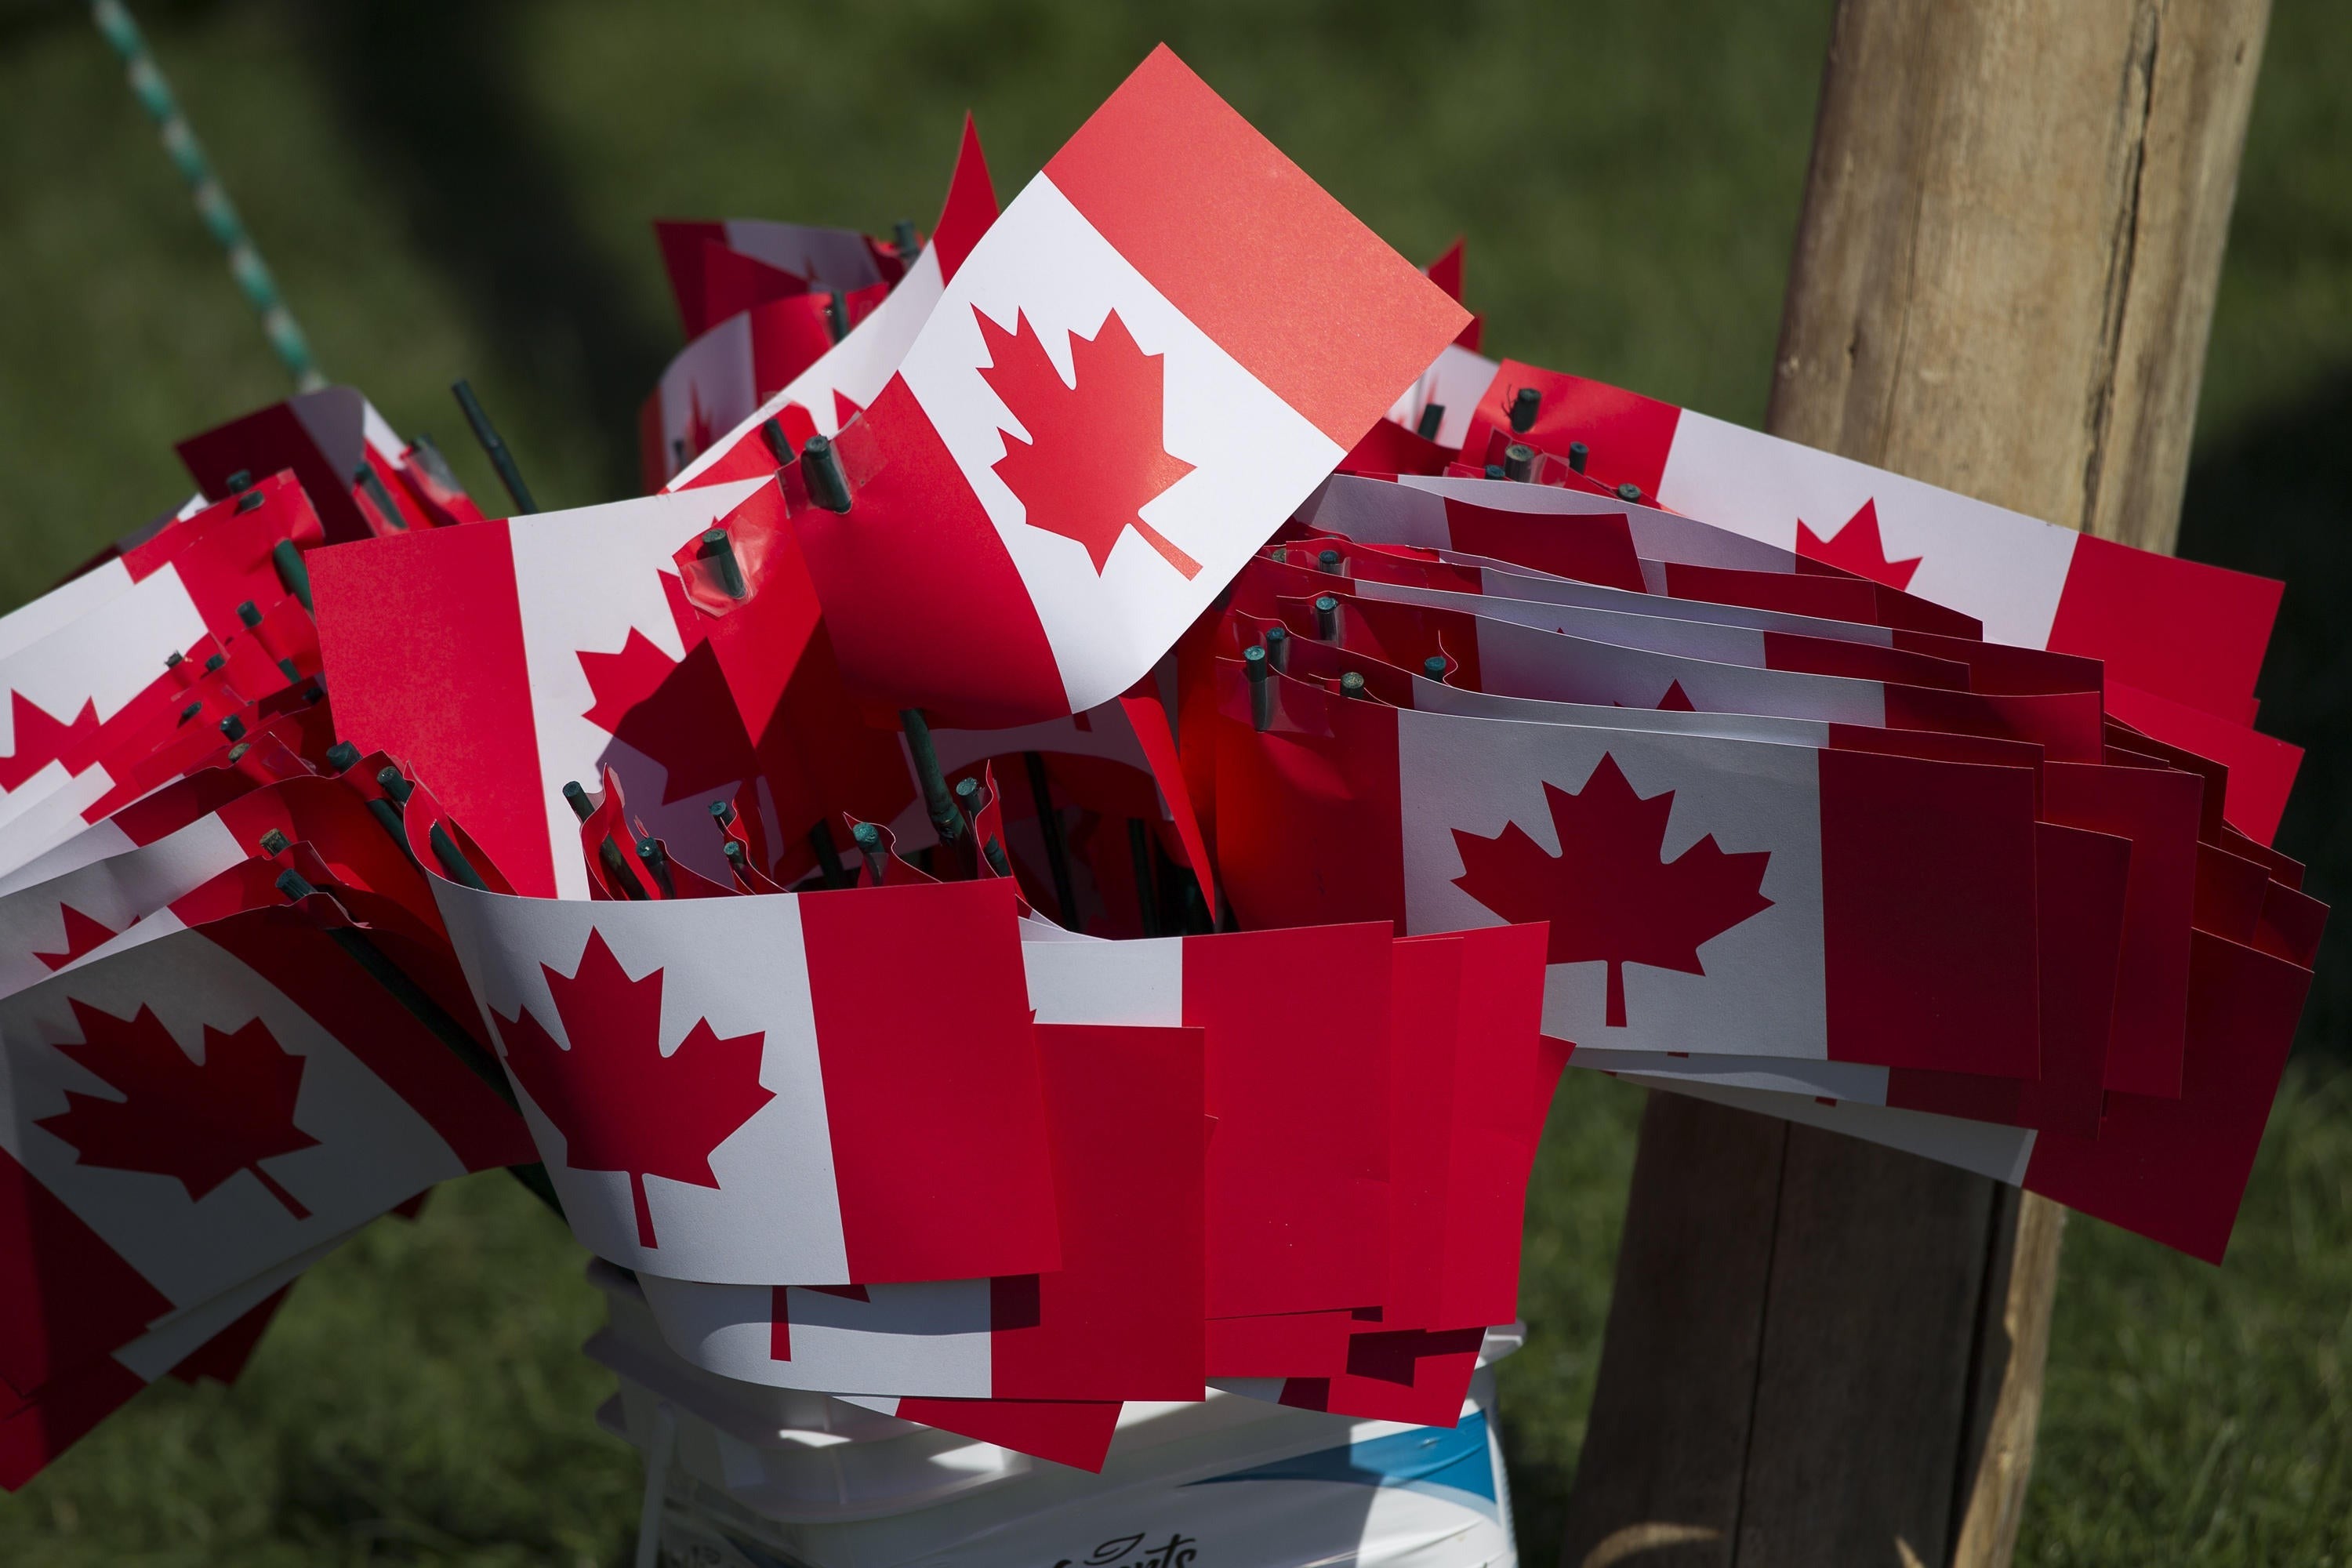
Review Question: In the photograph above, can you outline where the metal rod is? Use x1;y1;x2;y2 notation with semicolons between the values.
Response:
273;867;561;1218
851;821;887;887
636;838;676;898
451;377;538;514
1508;386;1541;434
599;839;647;900
355;462;409;532
1244;644;1274;731
802;434;854;513
1127;819;1159;938
271;539;312;612
1023;751;1080;931
899;709;964;844
808;822;849;890
699;529;747;599
1264;623;1290;673
429;822;490;891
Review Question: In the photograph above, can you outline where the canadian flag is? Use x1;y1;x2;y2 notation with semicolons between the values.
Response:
0;566;212;829
0;909;531;1405
1211;1325;1496;1428
0;744;270;901
1308;471;1824;579
585;1263;1124;1473
313;478;878;899
1305;572;1974;691
1463;364;2284;727
0;481;213;671
829;1393;1121;1473
786;46;1467;724
0;474;322;843
885;698;1161;850
1381;927;1557;1335
640;298;849;490
1301;475;2303;842
1315;532;2118;706
664;119;1000;493
1022;919;1394;1319
430;873;1062;1287
176;385;466;541
1317;585;2107;761
1300;473;1982;634
1383;343;1501;452
1215;664;2044;1076
1626;922;2317;1263
631;1020;1203;1401
0;777;346;1000
1229;598;2202;1100
1308;528;1922;651
640;217;906;486
1;1221;354;1490
653;216;896;339
1573;817;2136;1143
1275;587;2104;763
0;766;259;902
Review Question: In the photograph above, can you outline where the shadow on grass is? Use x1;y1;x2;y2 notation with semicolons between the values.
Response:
288;0;670;500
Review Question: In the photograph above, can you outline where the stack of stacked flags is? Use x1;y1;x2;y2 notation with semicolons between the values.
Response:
0;45;2320;1486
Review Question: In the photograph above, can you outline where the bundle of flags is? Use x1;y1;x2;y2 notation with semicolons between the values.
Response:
0;43;2321;1486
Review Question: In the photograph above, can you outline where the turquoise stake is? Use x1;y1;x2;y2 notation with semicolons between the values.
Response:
90;0;324;392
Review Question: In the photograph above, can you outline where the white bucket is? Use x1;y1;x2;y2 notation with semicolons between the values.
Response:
586;1262;1521;1567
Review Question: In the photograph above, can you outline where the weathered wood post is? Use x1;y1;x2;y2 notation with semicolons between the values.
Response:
1556;3;2272;1565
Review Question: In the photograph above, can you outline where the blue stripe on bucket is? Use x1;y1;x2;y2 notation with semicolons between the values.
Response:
1182;1411;1497;1512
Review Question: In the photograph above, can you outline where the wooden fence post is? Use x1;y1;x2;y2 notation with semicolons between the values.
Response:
1555;3;2270;1565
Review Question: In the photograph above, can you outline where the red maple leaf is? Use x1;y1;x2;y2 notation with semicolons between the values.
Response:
0;691;100;793
34;906;119;972
1450;753;1774;1028
1795;499;1921;590
34;1000;318;1218
492;928;771;1249
976;307;1201;579
579;572;759;804
1615;681;1696;713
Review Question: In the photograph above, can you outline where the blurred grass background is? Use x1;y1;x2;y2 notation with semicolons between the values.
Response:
0;0;2346;1562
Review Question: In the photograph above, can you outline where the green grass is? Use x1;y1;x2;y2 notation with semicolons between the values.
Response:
0;0;2347;1563
0;1176;635;1568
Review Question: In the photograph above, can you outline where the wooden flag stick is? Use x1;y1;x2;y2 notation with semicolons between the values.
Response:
1557;5;2271;1565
